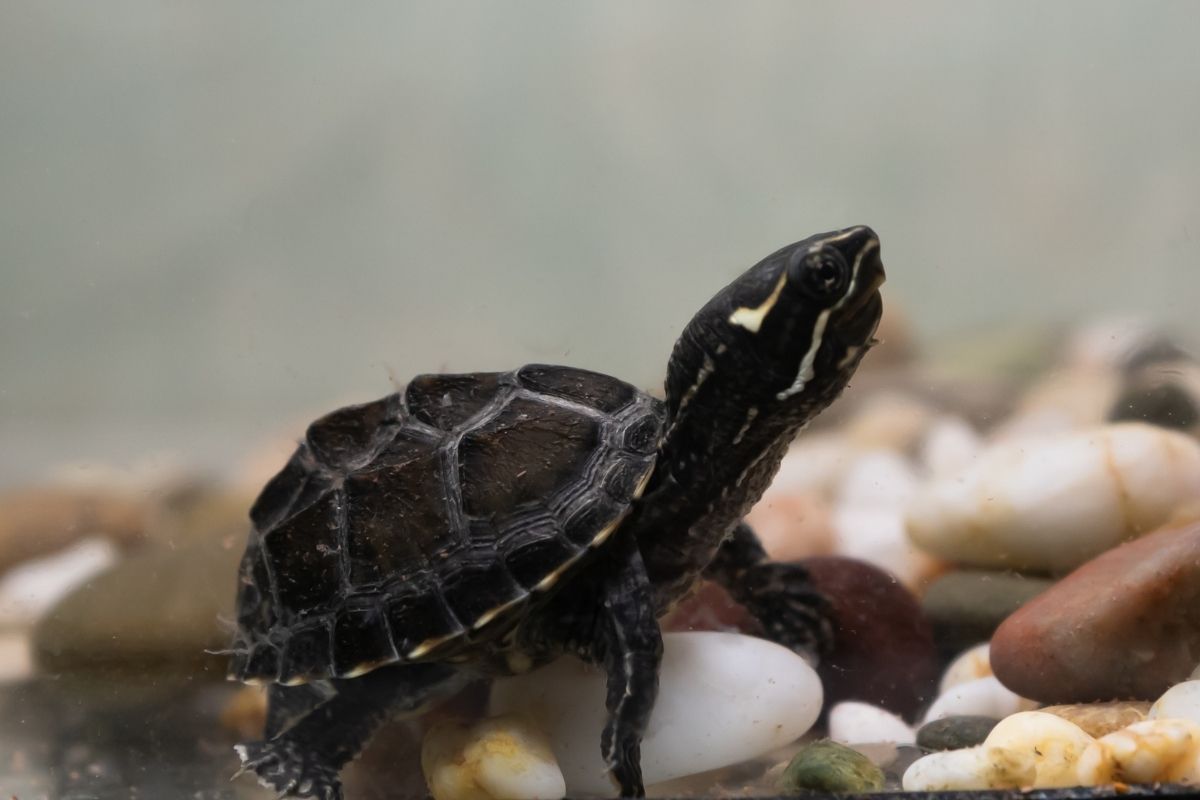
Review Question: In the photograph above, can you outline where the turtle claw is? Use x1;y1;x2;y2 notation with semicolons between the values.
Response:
234;740;343;800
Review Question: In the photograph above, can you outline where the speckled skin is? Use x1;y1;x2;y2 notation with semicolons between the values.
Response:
231;226;885;800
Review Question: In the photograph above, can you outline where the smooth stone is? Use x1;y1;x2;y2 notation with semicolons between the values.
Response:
1150;680;1200;724
802;557;938;718
743;488;834;563
422;715;566;800
939;643;993;694
835;449;919;510
842;394;935;455
489;632;822;796
918;416;983;478
991;520;1200;704
779;739;885;794
922;571;1053;658
922;677;1036;725
1111;361;1200;432
1041;701;1150;737
906;422;1200;572
830;506;946;591
983;711;1096;788
1000;366;1122;436
660;580;762;639
916;715;998;751
0;486;146;575
33;533;246;675
827;702;915;746
0;538;118;627
902;745;1035;791
1076;718;1200;785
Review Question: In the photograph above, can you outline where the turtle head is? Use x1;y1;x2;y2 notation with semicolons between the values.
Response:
667;226;885;425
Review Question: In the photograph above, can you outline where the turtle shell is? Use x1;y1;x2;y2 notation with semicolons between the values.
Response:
229;364;662;684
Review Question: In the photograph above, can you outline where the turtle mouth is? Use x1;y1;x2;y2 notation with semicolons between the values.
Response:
834;252;885;345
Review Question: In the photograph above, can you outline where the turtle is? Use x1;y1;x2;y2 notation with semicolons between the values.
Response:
229;225;886;800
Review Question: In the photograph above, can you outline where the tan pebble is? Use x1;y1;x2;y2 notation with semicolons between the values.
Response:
983;711;1096;788
902;745;1036;791
1077;718;1200;786
1041;702;1151;738
423;715;566;800
843;393;934;453
940;643;993;694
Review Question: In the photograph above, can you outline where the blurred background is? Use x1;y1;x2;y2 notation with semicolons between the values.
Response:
3;1;1198;485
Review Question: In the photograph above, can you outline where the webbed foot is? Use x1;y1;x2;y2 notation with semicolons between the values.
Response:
234;740;343;800
736;561;834;660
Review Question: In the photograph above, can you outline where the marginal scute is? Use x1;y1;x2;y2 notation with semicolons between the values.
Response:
306;395;399;470
249;451;309;532
406;372;504;431
518;364;636;413
261;490;344;614
332;600;396;677
438;552;527;631
279;623;333;683
386;586;465;659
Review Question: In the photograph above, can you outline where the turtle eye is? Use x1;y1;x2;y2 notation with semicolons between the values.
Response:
788;248;849;302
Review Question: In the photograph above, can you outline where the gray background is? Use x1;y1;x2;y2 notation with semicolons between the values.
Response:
2;2;1198;485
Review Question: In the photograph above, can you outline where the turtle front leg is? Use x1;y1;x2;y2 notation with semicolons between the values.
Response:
234;663;462;800
705;521;834;661
581;533;664;798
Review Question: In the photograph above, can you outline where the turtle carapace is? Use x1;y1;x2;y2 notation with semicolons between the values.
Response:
230;226;886;799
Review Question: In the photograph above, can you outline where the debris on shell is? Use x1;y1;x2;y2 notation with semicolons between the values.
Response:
421;715;566;800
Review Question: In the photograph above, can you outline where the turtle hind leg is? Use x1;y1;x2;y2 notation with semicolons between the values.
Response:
234;663;462;800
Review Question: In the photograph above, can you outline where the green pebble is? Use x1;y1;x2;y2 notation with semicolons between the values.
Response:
779;739;885;794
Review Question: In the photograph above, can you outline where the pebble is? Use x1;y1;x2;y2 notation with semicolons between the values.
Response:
778;739;885;794
922;676;1036;725
422;715;566;800
827;702;915;746
1075;718;1200;785
991;520;1200;703
1111;360;1200;433
743;489;834;563
802;557;938;718
906;422;1200;572
0;538;118;628
918;416;983;478
0;487;145;575
488;632;822;795
982;711;1096;788
830;507;945;591
842;393;935;455
921;571;1053;659
33;533;245;675
1151;680;1200;725
901;745;1035;791
939;643;993;694
1040;701;1150;737
916;715;998;751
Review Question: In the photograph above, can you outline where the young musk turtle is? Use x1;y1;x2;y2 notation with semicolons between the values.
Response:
229;226;886;799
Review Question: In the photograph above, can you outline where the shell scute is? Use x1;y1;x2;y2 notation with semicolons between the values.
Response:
518;364;636;412
261;490;344;614
406;372;503;431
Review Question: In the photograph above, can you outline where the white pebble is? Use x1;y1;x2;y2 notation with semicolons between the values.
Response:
902;746;1035;791
923;677;1036;725
827;702;915;746
836;450;919;510
489;632;822;795
1151;680;1200;725
939;644;993;695
0;538;119;627
830;507;943;591
422;715;566;800
1076;718;1200;785
906;423;1200;572
918;417;982;478
984;711;1096;788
